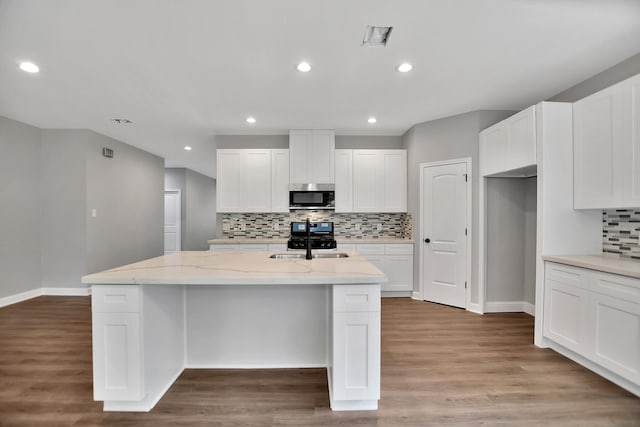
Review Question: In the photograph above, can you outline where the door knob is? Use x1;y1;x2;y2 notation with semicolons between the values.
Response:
424;238;431;243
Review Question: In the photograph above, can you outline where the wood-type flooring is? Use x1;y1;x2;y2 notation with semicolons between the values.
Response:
0;296;639;426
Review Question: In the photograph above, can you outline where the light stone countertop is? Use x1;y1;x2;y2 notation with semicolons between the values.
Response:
82;251;387;286
207;237;414;245
543;254;640;279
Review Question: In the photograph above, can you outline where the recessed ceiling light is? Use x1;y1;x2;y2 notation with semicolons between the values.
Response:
19;61;39;73
368;117;377;124
246;116;256;124
296;62;311;72
111;118;133;125
184;146;192;151
397;63;413;73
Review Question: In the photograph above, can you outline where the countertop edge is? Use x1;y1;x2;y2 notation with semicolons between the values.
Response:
542;254;640;279
208;238;414;244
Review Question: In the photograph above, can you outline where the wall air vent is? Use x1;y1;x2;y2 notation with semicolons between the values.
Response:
362;25;393;47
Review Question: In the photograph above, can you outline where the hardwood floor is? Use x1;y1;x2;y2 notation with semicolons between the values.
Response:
1;296;639;426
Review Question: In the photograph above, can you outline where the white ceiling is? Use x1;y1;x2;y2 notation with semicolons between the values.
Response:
1;0;640;178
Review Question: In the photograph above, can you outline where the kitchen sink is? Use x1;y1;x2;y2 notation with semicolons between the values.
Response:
269;252;349;259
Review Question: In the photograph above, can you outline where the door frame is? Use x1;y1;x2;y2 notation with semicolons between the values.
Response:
418;158;472;310
164;189;182;254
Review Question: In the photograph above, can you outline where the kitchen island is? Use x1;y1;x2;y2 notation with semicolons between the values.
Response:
82;251;386;412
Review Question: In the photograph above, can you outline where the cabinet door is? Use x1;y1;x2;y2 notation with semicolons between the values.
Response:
480;122;508;176
210;244;238;251
332;311;381;401
507;106;536;170
289;131;312;184
242;150;271;212
334;150;353;212
590;293;640;384
310;130;335;183
573;83;624;209
271;149;290;213
382;150;407;212
92;312;142;401
622;74;640;206
383;255;413;291
216;150;242;212
353;151;383;212
543;278;591;354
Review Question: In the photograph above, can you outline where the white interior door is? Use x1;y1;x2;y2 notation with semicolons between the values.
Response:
422;161;469;308
164;190;181;254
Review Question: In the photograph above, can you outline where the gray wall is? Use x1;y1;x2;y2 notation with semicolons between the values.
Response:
215;134;402;150
40;130;87;288
85;131;164;274
549;52;640;102
523;177;537;305
402;110;514;304
165;168;217;250
336;135;403;149
0;117;42;299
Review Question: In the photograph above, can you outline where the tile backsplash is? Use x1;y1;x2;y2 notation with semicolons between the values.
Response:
603;209;640;259
221;212;412;239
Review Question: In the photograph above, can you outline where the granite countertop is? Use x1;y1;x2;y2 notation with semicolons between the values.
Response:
543;254;640;279
208;237;414;244
82;251;387;286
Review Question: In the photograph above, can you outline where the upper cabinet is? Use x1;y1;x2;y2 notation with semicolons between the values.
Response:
217;149;288;213
573;73;640;209
289;130;335;184
337;149;407;213
480;106;536;177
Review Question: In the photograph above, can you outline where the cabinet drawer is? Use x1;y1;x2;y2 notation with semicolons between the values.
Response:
338;243;356;252
333;284;381;313
592;271;640;304
545;262;589;289
239;244;269;251
355;244;385;255
92;285;140;313
267;243;287;252
210;244;238;251
385;244;413;255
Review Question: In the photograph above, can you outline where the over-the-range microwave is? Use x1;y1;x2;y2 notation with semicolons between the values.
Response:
289;184;335;211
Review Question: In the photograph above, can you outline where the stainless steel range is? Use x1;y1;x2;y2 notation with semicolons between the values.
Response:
287;221;337;250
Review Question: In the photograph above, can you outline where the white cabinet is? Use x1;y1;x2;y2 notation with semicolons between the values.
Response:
271;149;290;213
352;150;407;212
289;130;335;184
573;73;640;209
335;149;353;212
480;106;536;176
216;149;289;213
92;286;143;401
341;243;413;293
217;149;271;213
331;284;380;405
543;262;640;390
210;243;272;251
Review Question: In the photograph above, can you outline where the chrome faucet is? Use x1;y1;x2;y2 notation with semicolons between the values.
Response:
305;218;313;260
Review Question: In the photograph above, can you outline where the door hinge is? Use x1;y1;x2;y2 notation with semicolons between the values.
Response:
463;173;468;182
465;228;467;236
465;281;467;289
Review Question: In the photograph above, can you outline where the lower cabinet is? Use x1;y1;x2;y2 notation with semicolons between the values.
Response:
340;243;414;293
331;284;381;406
543;262;640;389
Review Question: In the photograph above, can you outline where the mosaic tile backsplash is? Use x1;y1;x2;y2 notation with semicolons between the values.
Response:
603;209;640;259
221;212;412;239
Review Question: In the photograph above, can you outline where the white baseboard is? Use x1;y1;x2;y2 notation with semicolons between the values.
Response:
382;291;412;298
485;301;535;314
42;287;91;296
0;287;91;308
466;302;483;314
0;288;42;308
411;291;421;300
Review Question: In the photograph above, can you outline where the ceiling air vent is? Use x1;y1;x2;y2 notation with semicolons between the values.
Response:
362;25;393;47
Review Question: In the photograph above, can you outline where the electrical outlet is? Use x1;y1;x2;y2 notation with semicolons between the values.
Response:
354;223;361;231
377;224;383;231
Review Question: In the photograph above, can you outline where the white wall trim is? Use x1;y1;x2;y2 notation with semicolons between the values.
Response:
0;288;42;308
523;302;535;317
42;287;91;296
484;301;534;313
411;291;422;301
0;287;91;308
466;302;483;314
